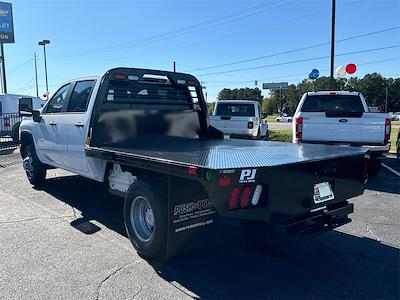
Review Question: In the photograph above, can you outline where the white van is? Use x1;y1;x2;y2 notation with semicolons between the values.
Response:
0;94;45;141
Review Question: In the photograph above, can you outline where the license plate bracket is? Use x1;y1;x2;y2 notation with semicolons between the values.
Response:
313;182;334;204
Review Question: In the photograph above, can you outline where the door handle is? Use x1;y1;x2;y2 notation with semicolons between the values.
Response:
74;122;84;127
49;122;57;126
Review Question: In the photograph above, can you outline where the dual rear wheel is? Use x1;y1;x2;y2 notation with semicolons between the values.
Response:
123;181;167;258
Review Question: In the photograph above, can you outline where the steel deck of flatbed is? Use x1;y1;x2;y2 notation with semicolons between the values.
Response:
86;138;368;170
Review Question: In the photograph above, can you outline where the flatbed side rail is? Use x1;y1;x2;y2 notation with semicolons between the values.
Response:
85;146;208;180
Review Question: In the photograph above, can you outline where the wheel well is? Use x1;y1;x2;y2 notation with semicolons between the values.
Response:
20;131;33;157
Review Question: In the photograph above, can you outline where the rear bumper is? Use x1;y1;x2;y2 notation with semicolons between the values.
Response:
301;141;390;155
274;202;353;235
364;143;390;154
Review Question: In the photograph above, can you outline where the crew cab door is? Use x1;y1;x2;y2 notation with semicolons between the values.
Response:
55;80;96;174
34;83;73;165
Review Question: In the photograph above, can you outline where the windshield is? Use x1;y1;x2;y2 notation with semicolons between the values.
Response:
215;103;255;116
301;95;364;112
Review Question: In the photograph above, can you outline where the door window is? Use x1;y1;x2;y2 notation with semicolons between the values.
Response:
45;83;72;113
66;80;95;112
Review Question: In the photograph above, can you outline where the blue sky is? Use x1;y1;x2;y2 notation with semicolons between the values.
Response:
5;0;400;101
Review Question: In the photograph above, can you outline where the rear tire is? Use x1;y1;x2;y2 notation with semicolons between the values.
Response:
368;159;382;177
22;144;46;186
124;180;167;258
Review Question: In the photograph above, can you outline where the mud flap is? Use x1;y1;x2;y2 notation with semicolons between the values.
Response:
165;176;219;258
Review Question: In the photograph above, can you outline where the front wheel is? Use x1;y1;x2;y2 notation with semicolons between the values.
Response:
124;180;167;258
22;144;46;186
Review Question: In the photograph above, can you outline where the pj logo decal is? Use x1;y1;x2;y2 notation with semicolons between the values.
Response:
239;169;257;183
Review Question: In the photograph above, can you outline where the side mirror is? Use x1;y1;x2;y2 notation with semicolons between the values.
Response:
19;97;33;116
32;110;42;123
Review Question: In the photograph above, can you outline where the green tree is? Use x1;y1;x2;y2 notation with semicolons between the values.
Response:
217;87;263;102
261;97;278;115
346;73;388;109
207;102;216;115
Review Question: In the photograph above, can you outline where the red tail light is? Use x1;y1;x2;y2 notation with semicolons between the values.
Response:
240;186;252;208
248;121;254;129
187;166;197;175
113;73;126;80
384;118;391;144
4;117;10;127
295;116;303;141
228;187;240;209
219;177;231;186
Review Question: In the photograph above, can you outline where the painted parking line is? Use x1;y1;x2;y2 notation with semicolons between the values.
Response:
382;163;400;177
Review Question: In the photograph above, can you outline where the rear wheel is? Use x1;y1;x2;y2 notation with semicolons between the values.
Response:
22;144;46;186
368;159;382;177
124;180;167;258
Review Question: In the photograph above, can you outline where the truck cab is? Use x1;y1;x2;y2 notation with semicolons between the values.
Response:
19;77;107;181
209;100;268;139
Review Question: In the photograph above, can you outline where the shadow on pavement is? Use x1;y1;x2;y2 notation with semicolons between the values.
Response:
366;158;400;194
40;175;127;238
40;174;399;299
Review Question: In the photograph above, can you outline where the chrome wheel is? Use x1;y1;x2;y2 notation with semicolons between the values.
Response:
22;152;34;179
130;196;154;242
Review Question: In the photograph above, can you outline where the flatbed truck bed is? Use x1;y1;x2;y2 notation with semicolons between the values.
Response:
86;138;367;170
19;67;369;258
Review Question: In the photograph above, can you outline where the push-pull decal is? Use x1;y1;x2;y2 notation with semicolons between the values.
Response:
239;169;257;183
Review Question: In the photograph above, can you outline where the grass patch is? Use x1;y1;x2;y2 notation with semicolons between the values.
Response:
390;127;398;154
263;115;279;123
268;130;292;142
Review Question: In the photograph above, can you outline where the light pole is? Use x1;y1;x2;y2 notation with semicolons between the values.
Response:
330;0;336;90
38;39;50;98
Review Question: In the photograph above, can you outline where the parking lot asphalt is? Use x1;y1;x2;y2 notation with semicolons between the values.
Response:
0;157;399;299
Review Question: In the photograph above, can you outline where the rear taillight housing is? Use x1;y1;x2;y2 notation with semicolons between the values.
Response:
240;186;252;208
248;121;254;129
295;116;303;142
228;187;240;209
4;117;10;128
384;118;391;144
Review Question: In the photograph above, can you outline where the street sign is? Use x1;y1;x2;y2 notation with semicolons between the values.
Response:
0;2;14;43
262;82;288;90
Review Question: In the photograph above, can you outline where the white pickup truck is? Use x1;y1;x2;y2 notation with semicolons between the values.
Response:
17;68;369;258
209;100;268;139
292;91;391;175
